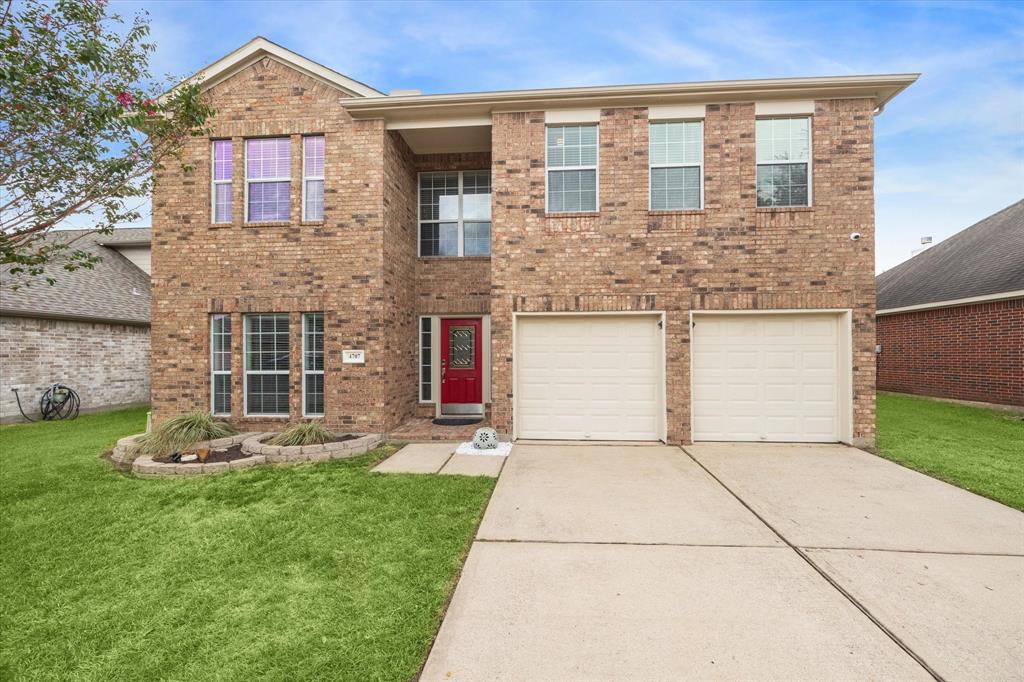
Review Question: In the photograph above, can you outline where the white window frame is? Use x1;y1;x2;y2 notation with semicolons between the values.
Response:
418;315;433;403
417;170;491;258
243;313;290;417
302;312;325;417
545;123;600;214
211;140;232;225
244;137;291;224
210;314;232;416
755;116;813;208
302;136;325;222
648;120;704;211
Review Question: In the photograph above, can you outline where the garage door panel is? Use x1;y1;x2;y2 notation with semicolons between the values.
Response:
693;314;842;443
516;316;662;441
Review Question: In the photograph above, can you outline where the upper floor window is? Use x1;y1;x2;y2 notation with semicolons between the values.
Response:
245;138;291;222
303;136;324;221
546;124;598;213
756;117;810;207
211;140;232;224
418;170;491;257
649;121;702;210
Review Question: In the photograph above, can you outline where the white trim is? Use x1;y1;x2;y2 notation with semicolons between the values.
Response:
387;115;492;130
755;100;816;115
877;290;1024;315
210;314;232;416
648;120;704;211
755;115;813;208
244;137;292;224
544;108;601;124
211;140;233;225
648;104;706;120
689;309;853;444
545;123;600;215
243;313;291;418
302;135;325;222
511;311;667;443
164;36;383;101
302;312;324;417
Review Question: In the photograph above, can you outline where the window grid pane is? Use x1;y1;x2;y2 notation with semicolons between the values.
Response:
214;183;232;223
303;312;324;416
418;171;491;257
756;163;809;207
548;169;597;212
245;314;290;416
248;181;290;222
211;314;232;415
649;121;701;166
420;317;432;401
246;138;291;179
212;140;233;224
303;136;325;221
304;179;324;221
303;136;324;177
651;166;701;210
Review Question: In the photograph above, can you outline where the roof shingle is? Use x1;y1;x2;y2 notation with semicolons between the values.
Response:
876;200;1024;311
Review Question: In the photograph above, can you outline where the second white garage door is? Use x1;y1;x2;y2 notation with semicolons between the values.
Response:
692;313;845;442
516;315;663;441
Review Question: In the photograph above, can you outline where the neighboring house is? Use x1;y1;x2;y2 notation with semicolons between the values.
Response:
876;201;1024;407
151;36;918;446
0;228;151;421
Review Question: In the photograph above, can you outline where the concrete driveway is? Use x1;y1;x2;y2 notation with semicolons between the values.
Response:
421;443;1024;681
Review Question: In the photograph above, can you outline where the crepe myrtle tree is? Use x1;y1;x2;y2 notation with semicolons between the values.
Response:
0;0;213;288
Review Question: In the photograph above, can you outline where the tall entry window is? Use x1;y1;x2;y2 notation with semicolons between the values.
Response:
303;313;324;416
244;313;290;416
210;314;232;415
418;170;491;257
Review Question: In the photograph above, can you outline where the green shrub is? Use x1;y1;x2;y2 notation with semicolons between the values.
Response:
131;411;237;458
268;422;335;447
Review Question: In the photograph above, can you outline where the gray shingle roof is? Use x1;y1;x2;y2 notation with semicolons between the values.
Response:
876;200;1024;311
0;228;151;325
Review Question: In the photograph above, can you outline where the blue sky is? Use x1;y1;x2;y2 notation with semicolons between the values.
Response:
120;0;1022;272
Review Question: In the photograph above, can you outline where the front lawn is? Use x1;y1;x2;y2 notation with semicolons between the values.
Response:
875;392;1024;511
0;408;495;680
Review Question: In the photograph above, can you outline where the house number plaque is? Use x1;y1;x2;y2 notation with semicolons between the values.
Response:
342;349;365;364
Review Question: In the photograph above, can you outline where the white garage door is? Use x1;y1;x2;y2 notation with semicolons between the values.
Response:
692;314;842;442
516;315;663;440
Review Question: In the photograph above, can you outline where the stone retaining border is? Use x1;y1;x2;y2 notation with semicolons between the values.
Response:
112;431;381;478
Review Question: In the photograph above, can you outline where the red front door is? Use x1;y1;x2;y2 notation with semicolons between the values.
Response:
441;318;483;407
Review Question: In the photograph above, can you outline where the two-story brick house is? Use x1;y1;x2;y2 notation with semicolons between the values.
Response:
151;37;916;446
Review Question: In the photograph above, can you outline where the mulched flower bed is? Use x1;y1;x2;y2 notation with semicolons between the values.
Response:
154;443;249;464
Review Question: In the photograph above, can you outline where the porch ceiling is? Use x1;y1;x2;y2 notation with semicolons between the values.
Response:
396;124;491;154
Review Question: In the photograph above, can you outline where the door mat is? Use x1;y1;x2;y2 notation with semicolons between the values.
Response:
432;417;483;426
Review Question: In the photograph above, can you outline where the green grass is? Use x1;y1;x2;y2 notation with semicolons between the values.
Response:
876;392;1024;511
0;407;495;681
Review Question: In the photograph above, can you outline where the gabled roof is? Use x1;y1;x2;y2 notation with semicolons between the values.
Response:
168;36;383;99
876;200;1024;313
0;229;151;325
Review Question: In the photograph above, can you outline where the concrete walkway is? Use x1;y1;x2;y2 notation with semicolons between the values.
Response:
421;443;1024;681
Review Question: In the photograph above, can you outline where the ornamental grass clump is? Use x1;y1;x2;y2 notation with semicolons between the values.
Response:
268;422;335;447
131;411;237;458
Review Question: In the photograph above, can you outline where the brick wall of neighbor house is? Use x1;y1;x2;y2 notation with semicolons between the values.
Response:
489;99;877;444
150;57;394;432
0;316;149;421
877;298;1024;406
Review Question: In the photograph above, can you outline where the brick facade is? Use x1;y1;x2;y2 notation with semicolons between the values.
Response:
877;298;1024;406
150;56;878;444
0;316;150;421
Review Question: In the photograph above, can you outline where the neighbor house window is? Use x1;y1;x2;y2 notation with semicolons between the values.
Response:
418;171;491;257
211;140;232;224
244;313;290;416
756;117;810;207
649;121;702;210
210;314;232;415
419;317;432;401
245;137;291;222
303;136;324;221
303;313;324;416
546;124;598;213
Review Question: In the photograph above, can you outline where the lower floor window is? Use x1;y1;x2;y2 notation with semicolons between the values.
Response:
245;313;290;416
211;314;232;415
303;313;324;416
420;317;432;401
